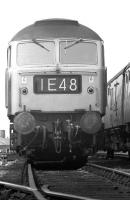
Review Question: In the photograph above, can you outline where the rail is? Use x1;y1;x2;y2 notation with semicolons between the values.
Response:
42;185;99;200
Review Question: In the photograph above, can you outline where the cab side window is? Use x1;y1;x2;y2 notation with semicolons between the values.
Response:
101;44;105;66
7;46;11;67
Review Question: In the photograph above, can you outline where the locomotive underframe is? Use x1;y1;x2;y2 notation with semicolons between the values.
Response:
10;111;99;164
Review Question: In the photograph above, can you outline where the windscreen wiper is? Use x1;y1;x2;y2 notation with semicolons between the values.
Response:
32;39;50;52
64;38;83;50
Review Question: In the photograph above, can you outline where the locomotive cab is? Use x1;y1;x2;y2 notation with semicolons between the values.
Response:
5;19;107;164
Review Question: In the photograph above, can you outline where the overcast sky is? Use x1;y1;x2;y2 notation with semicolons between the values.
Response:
0;0;130;136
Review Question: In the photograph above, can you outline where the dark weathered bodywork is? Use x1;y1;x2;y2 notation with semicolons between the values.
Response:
103;63;130;153
104;63;130;129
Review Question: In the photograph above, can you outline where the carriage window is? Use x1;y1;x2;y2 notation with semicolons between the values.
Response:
17;41;55;66
60;41;97;65
110;88;114;110
108;87;110;95
129;71;130;81
126;73;129;83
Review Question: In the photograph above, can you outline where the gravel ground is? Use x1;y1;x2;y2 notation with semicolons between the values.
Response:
0;155;25;184
89;153;130;173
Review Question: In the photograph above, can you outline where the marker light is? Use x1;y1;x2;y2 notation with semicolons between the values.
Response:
87;86;94;94
21;87;28;95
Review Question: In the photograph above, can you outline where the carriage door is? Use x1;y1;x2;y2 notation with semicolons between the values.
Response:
113;82;119;126
113;75;122;127
124;70;130;124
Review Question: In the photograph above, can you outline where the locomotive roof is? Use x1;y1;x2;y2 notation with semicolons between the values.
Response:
11;19;102;41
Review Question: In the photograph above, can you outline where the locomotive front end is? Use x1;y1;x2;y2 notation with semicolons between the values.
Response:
6;19;107;164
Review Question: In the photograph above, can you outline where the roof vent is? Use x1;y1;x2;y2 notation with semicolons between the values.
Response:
34;19;79;26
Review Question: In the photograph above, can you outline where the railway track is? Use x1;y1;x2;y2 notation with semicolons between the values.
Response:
1;159;130;199
33;164;130;200
85;163;130;188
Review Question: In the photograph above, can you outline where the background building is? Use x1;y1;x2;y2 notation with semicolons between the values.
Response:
0;130;9;152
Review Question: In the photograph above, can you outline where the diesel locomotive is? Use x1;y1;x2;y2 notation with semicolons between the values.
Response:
5;19;107;164
103;63;130;158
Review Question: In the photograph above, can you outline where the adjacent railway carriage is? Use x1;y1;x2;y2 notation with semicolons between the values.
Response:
103;63;130;157
5;19;107;164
